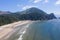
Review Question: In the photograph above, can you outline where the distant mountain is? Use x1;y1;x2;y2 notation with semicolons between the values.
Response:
0;7;56;26
0;11;11;15
48;13;57;19
14;7;47;15
16;7;56;20
59;17;60;19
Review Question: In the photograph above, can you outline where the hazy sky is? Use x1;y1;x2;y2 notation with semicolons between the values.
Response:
0;0;60;17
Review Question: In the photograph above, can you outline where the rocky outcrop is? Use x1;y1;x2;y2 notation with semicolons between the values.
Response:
48;13;56;19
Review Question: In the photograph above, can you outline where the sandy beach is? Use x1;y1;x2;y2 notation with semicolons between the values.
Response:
0;21;32;40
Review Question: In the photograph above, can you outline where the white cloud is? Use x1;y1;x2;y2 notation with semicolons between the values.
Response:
33;0;42;3
22;5;38;10
55;0;60;5
17;4;24;8
45;0;48;3
32;0;48;3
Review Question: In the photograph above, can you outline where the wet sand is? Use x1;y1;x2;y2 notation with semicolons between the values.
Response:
0;21;32;40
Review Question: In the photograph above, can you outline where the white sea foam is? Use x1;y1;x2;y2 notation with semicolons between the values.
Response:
17;24;30;40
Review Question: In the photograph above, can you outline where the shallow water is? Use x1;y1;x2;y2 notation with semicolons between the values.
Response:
22;19;60;40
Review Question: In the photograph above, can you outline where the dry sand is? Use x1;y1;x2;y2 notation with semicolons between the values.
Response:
0;21;31;40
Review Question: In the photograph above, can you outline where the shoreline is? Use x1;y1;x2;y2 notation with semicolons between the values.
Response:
17;23;31;40
0;21;32;40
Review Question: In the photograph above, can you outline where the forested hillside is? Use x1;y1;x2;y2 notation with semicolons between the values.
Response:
0;7;56;26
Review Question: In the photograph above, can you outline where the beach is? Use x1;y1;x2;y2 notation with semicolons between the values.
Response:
0;21;32;40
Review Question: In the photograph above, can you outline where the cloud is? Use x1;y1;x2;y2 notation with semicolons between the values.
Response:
45;0;48;3
55;0;60;5
32;0;48;3
33;0;42;3
17;4;24;8
22;5;38;10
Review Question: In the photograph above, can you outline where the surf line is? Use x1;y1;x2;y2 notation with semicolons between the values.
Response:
17;24;30;40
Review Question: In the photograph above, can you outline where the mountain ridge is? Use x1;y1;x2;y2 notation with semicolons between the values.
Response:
0;7;57;26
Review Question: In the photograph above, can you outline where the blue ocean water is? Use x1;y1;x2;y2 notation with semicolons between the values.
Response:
22;19;60;40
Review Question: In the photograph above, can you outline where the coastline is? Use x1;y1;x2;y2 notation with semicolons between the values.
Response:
17;24;30;40
0;21;32;40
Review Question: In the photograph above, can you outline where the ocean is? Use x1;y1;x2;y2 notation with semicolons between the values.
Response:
20;19;60;40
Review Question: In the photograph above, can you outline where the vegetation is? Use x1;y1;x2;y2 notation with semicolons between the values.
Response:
0;7;56;26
